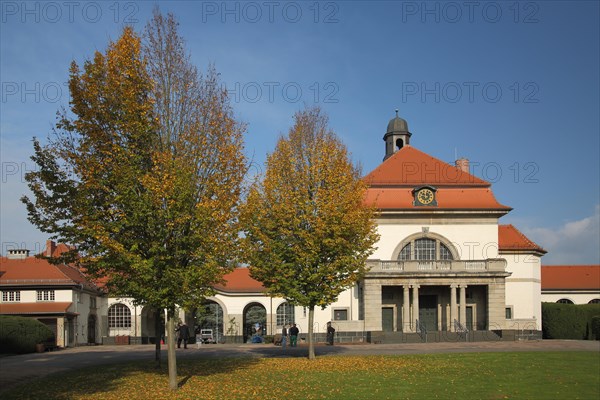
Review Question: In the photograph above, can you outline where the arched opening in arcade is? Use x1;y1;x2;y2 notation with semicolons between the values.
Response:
243;302;266;343
194;300;224;344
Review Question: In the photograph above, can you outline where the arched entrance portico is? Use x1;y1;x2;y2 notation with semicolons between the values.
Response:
243;302;266;343
194;301;224;343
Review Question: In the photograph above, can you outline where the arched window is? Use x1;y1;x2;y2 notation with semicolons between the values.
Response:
108;304;131;328
588;299;600;304
277;302;295;326
557;299;574;304
399;243;411;260
439;243;453;260
396;236;455;261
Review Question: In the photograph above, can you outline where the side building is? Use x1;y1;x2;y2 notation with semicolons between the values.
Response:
541;265;600;305
0;242;104;347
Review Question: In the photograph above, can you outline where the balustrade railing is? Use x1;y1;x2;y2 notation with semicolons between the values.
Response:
367;259;506;273
454;319;469;341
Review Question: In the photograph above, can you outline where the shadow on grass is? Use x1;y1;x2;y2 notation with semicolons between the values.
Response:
245;342;355;358
178;374;192;388
1;353;261;399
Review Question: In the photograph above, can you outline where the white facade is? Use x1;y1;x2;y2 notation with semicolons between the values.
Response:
504;252;543;330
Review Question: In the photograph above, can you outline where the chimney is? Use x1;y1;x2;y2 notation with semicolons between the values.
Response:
46;240;57;257
455;158;469;173
7;249;30;259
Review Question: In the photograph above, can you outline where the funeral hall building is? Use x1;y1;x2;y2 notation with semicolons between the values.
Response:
338;113;546;338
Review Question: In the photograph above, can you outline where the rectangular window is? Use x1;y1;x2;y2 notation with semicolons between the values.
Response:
505;307;512;319
333;309;348;321
415;239;436;260
36;290;55;301
2;291;21;302
90;297;97;309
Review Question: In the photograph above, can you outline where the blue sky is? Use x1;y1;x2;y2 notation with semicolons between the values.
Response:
1;1;599;263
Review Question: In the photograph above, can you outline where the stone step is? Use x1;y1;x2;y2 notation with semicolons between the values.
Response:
378;330;504;343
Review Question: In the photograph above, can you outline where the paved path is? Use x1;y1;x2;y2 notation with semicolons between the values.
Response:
1;340;598;393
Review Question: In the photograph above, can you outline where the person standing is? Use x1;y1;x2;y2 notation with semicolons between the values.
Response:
326;322;335;345
289;323;299;347
281;324;288;348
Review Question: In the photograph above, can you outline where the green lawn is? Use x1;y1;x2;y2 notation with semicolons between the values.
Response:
3;352;599;399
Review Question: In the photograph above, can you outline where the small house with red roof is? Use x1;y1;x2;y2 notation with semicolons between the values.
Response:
0;241;104;347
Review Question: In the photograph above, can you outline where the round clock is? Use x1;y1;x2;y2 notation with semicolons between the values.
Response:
417;188;434;205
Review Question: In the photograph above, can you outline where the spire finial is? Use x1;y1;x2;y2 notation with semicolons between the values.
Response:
395;109;399;117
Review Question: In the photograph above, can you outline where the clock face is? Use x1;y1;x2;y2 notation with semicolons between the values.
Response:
417;188;434;205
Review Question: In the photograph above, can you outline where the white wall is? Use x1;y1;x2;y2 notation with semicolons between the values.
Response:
374;221;499;260
541;292;600;305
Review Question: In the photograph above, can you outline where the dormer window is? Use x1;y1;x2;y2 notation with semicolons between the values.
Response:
2;291;20;302
37;290;55;301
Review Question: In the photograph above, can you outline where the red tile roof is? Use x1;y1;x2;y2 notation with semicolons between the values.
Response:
498;224;546;254
0;256;99;291
213;268;265;293
363;146;511;211
0;302;75;315
40;240;76;257
541;265;600;290
365;187;510;210
365;146;489;187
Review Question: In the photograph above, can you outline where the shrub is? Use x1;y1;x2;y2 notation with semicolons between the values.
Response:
542;303;600;340
591;316;600;340
0;315;54;354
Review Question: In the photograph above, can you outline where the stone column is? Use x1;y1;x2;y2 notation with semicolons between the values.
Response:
412;284;420;330
459;284;467;327
363;280;383;331
403;285;411;332
450;284;458;332
488;281;507;330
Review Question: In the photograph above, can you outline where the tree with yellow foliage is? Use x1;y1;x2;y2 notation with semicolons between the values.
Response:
241;106;379;360
22;11;246;390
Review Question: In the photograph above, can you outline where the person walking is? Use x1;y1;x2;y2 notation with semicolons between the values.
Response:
281;324;288;348
289;323;299;347
326;322;335;345
177;323;189;349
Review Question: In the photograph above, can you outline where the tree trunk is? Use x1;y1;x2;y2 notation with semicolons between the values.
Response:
154;308;162;367
308;306;315;360
166;312;178;390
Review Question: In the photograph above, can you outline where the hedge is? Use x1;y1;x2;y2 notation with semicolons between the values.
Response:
0;315;55;354
542;302;600;340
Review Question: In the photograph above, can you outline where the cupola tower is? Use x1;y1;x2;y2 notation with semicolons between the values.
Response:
383;110;411;160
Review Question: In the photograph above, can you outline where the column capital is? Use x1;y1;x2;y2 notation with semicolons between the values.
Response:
450;284;458;289
459;284;468;289
411;284;420;289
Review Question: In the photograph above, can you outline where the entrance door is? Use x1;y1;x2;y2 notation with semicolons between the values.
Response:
418;295;438;331
466;306;473;330
382;307;394;332
87;315;96;344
